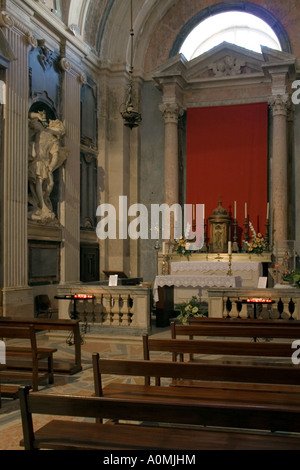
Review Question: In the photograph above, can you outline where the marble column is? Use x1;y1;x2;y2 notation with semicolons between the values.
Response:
262;51;296;254
159;102;183;240
269;93;290;247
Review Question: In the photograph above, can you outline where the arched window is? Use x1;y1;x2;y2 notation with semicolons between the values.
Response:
180;12;282;60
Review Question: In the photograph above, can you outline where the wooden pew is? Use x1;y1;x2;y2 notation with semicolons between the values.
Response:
188;317;300;326
167;320;300;383
19;385;300;450
92;353;300;433
0;317;81;374
171;321;300;341
143;334;295;364
0;364;6;407
0;325;56;394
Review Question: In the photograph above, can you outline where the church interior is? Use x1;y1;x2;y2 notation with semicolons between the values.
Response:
1;0;300;452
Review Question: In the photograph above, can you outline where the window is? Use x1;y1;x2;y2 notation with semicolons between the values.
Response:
41;0;62;19
180;12;281;60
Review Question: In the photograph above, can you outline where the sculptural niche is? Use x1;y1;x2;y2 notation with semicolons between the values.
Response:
28;111;69;222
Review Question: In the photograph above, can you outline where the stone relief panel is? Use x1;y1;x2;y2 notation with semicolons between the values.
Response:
208;55;246;77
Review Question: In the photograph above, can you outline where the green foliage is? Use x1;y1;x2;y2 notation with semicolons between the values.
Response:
283;269;300;287
175;296;208;324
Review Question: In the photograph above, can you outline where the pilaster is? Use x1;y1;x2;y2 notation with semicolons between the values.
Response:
0;10;33;315
59;52;86;284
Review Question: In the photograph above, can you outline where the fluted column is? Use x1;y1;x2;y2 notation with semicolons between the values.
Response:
59;57;86;284
0;12;34;316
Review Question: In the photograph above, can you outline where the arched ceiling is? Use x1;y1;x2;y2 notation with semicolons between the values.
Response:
65;0;296;78
67;0;174;70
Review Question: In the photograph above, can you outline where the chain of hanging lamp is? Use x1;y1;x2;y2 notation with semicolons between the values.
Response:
120;0;142;129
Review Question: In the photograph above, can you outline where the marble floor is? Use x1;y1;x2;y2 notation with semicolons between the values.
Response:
0;321;171;451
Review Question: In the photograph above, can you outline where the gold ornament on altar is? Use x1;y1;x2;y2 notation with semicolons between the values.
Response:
208;200;231;253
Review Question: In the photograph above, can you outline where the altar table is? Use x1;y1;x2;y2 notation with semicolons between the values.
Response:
170;260;262;274
153;275;242;303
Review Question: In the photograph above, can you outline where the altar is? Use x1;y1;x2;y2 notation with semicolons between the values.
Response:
153;274;242;303
154;254;271;323
170;260;262;287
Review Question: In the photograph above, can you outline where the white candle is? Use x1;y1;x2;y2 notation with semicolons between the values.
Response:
192;204;195;224
234;201;236;219
228;241;232;255
245;203;247;219
162;242;166;255
267;202;269;220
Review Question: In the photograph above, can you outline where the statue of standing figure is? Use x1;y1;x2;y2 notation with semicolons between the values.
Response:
28;111;69;222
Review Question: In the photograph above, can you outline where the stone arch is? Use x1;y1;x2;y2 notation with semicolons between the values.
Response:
169;1;292;58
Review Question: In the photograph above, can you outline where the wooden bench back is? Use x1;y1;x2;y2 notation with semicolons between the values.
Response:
0;318;80;329
171;322;300;339
143;335;294;360
21;385;227;449
0;324;37;348
19;385;300;450
92;353;300;391
0;324;41;391
188;317;300;326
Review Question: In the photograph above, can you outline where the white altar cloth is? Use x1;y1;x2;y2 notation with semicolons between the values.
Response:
170;261;262;275
153;275;242;302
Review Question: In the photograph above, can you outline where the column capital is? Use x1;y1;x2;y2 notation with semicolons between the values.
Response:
59;56;87;83
159;102;183;124
269;93;291;116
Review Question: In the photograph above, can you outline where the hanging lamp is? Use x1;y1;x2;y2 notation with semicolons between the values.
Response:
120;0;142;129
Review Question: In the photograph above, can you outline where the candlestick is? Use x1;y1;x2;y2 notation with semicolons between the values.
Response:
227;254;232;276
242;218;249;253
232;218;239;253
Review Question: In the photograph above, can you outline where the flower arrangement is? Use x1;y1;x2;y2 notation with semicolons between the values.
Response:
246;222;266;254
174;222;193;257
174;235;192;256
283;269;300;287
175;296;208;324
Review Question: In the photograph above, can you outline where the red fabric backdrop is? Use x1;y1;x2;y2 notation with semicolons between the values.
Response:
186;103;268;244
